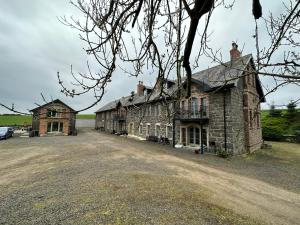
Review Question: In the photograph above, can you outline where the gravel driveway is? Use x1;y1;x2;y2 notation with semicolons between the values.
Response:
0;129;299;225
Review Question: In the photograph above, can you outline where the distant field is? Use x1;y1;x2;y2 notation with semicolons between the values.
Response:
76;114;95;119
0;114;95;126
0;115;32;126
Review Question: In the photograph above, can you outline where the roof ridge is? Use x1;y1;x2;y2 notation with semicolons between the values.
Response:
192;54;252;76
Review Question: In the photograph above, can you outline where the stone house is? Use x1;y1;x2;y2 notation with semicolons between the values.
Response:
95;44;265;154
30;99;76;136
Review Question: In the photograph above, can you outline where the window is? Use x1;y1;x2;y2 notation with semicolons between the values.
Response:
59;122;63;132
52;122;59;132
201;128;207;147
181;100;185;110
200;97;207;117
191;97;198;117
47;122;63;133
181;128;187;146
189;127;194;144
47;122;51;132
139;123;143;134
129;123;134;134
189;127;200;145
155;124;161;137
166;125;173;139
146;124;151;136
157;104;161;116
47;110;57;117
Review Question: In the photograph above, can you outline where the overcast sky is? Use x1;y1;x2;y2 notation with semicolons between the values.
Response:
0;0;299;114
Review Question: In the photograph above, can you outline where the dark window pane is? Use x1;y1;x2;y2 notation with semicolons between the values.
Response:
47;123;51;132
201;98;206;117
189;127;194;144
182;128;186;146
195;128;200;144
52;122;59;132
201;128;207;146
59;122;63;132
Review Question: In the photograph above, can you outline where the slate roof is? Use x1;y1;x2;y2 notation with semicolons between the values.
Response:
190;54;252;90
96;54;263;113
30;99;76;112
96;84;177;113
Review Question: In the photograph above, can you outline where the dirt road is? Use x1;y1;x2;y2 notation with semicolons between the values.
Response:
0;129;299;224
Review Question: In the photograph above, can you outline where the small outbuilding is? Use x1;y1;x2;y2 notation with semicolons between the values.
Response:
30;99;76;136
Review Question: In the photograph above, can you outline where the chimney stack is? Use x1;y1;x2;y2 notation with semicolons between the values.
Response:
137;81;144;96
155;77;164;90
230;42;241;60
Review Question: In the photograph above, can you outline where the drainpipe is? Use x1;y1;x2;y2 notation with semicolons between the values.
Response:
223;91;227;151
200;124;204;154
172;117;176;147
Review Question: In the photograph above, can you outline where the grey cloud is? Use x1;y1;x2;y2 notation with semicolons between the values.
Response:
0;0;299;114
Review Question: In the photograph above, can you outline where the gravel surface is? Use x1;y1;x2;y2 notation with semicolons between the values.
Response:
0;129;299;225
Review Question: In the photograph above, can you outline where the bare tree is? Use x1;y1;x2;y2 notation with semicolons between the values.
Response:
1;0;299;114
56;0;264;112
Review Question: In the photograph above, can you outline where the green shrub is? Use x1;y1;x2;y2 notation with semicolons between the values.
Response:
216;148;230;158
269;104;282;117
262;126;285;141
287;101;297;114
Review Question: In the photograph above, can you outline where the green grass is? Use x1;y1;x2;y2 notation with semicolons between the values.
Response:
245;141;300;168
0;115;32;126
0;114;95;126
77;114;95;119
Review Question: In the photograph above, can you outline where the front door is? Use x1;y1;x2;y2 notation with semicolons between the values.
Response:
189;127;200;145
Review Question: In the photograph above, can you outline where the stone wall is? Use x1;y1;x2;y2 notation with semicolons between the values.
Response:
95;74;263;155
125;101;174;140
243;66;263;152
229;86;246;154
208;91;232;152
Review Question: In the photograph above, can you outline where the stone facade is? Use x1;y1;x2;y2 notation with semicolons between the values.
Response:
242;65;264;152
31;100;76;137
95;52;265;155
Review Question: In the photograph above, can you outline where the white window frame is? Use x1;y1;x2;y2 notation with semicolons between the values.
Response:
166;124;173;140
155;123;161;137
146;123;151;136
139;123;143;134
47;121;63;133
157;104;161;116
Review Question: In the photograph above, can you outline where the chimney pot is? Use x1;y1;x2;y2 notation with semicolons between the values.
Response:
137;81;144;96
230;42;241;60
